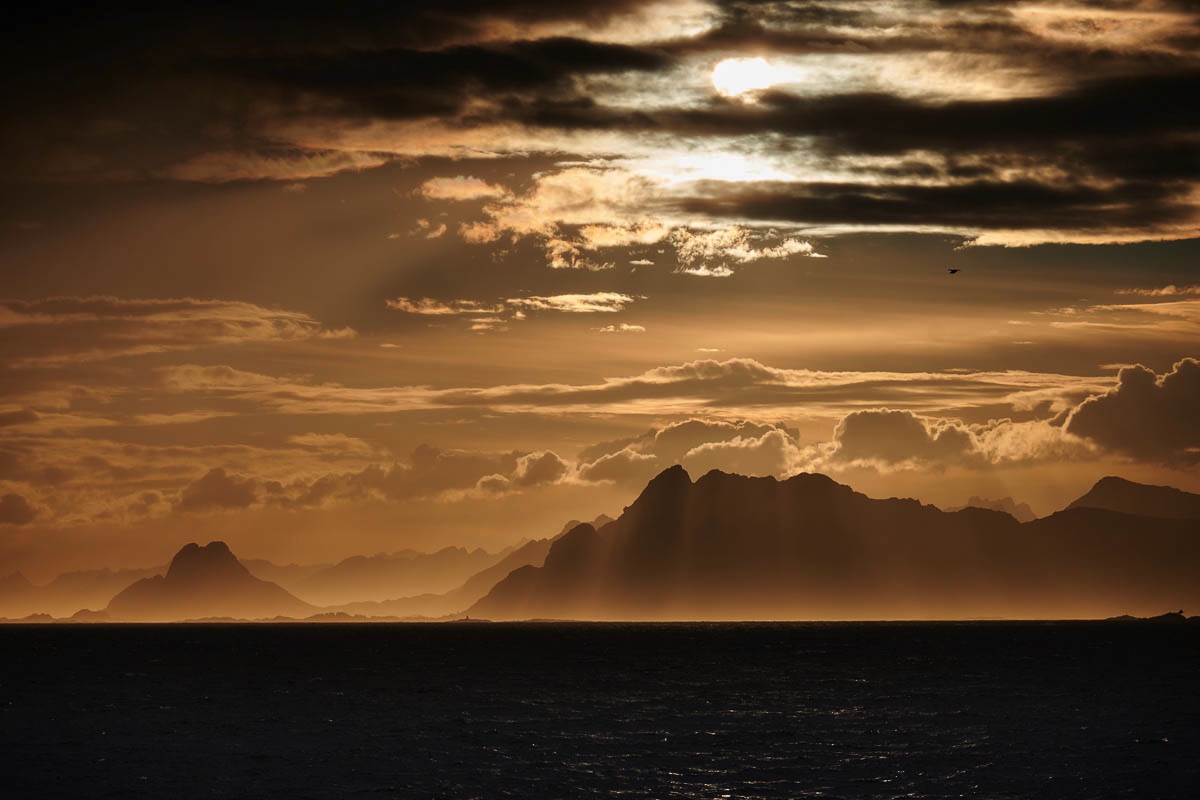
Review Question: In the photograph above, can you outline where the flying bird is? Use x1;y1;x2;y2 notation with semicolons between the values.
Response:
947;268;960;275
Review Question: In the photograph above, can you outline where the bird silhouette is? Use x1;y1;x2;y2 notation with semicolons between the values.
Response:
947;268;960;275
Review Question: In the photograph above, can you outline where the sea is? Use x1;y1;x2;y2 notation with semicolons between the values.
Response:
1;622;1196;799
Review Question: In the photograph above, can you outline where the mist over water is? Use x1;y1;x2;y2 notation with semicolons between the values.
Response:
2;622;1197;798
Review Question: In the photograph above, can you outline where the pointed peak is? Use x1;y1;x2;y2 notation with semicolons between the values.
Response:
632;464;692;500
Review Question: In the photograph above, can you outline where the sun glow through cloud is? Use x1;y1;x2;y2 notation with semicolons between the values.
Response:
711;57;779;98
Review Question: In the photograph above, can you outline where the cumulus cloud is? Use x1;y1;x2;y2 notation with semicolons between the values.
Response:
178;468;259;512
577;447;660;485
681;428;803;478
1064;358;1200;463
512;451;571;487
577;418;804;485
0;493;36;525
819;408;1096;472
829;410;979;467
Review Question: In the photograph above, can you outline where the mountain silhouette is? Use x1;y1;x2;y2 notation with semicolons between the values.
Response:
947;496;1036;522
106;541;315;621
469;467;1200;621
1067;476;1200;520
329;514;613;618
292;545;508;606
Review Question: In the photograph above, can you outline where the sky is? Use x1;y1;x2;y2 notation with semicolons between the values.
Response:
1;0;1198;578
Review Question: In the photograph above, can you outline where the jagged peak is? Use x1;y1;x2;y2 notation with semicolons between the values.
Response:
619;465;693;516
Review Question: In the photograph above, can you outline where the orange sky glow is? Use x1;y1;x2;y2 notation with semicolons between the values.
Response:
0;0;1197;583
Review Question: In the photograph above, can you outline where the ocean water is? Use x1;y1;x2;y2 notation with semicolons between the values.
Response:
1;622;1197;799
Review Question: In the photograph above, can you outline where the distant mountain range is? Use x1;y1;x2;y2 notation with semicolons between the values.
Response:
3;474;1197;622
946;496;1037;523
0;565;162;618
328;514;614;618
284;545;510;606
469;469;1200;621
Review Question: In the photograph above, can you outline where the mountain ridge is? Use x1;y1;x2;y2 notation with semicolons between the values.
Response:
1067;476;1200;520
470;467;1200;621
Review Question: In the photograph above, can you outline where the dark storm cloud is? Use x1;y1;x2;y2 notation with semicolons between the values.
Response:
0;1;670;180
678;178;1192;231
232;38;673;120
640;71;1200;154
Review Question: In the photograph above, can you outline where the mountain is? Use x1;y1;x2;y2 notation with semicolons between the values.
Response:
106;542;316;621
240;559;330;592
330;514;614;618
0;566;163;618
470;467;1200;621
947;496;1036;523
292;545;509;606
1067;476;1200;520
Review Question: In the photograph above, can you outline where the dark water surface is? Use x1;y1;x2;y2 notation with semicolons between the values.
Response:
1;622;1197;799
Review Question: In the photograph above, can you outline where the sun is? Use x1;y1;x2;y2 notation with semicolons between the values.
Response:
711;57;778;98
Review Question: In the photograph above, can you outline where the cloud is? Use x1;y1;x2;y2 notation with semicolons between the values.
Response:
0;296;354;367
11;1;1200;245
431;167;828;270
418;175;510;201
671;225;823;270
411;219;448;238
829;409;979;467
178;468;259;512
680;428;803;478
512;451;571;486
577;447;660;485
812;408;1095;472
677;265;734;277
577;418;803;485
285;443;574;506
161;150;389;183
1064;358;1200;463
156;357;1111;422
0;409;38;428
386;292;641;330
385;297;504;315
594;323;645;333
0;493;36;525
1116;285;1200;297
507;293;636;313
